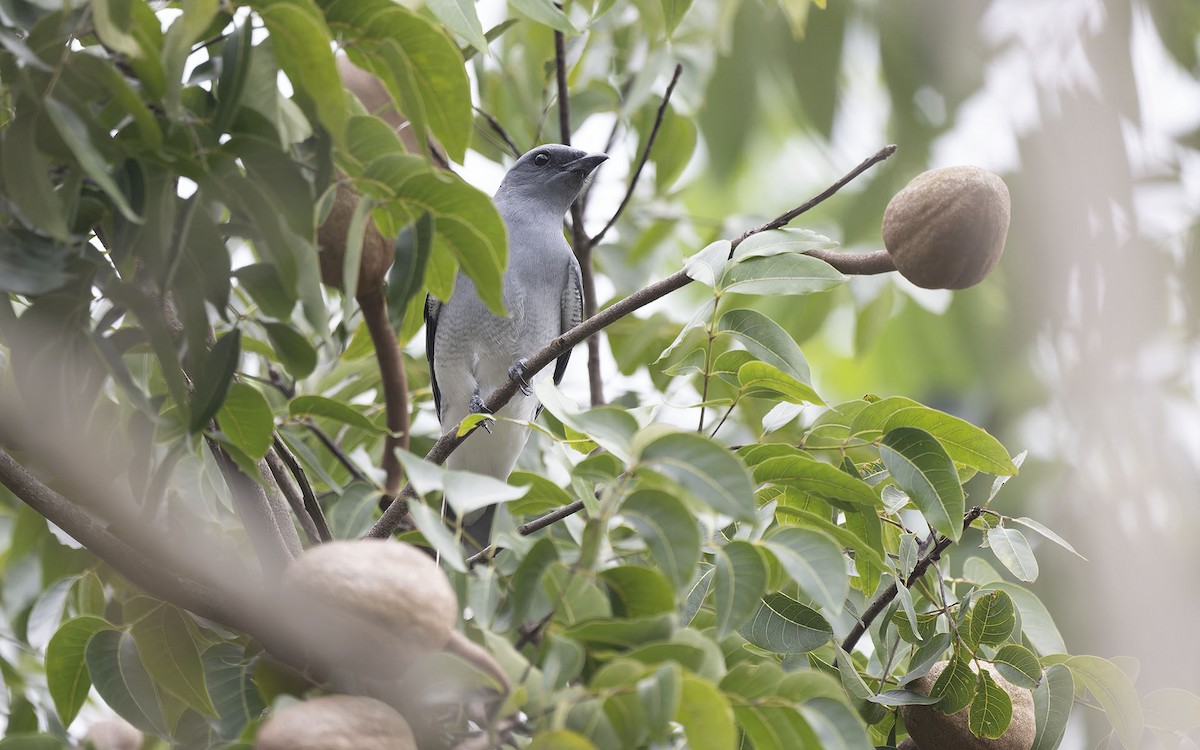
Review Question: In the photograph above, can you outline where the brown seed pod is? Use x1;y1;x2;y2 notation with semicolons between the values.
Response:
255;695;417;750
901;661;1035;750
316;181;393;300
882;165;1011;290
280;540;458;678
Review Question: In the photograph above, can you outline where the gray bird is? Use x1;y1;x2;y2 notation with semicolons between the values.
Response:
425;145;607;550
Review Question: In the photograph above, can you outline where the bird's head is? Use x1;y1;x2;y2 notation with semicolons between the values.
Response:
494;144;608;216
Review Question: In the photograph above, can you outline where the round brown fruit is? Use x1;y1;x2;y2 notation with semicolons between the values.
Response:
901;661;1035;750
883;165;1011;290
280;540;458;679
255;694;417;750
316;181;393;300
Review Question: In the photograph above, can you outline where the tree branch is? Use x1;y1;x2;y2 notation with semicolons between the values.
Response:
271;436;333;543
367;143;899;539
588;63;684;251
840;507;985;656
465;500;587;567
473;106;523;158
360;293;411;501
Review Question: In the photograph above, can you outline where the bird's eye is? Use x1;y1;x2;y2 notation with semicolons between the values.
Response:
533;152;550;166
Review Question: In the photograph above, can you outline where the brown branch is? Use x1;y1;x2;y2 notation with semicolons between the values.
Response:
272;436;333;543
266;447;322;545
207;438;298;574
367;144;899;539
588;63;684;250
804;248;894;275
840;507;985;656
465;500;586;567
360;292;410;499
0;447;259;631
554;28;572;147
474;106;523;158
731;144;898;252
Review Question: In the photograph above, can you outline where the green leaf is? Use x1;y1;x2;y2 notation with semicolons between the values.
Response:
527;730;596;750
969;590;1016;647
969;669;1013;739
507;0;577;33
713;541;767;638
288;394;382;433
734;704;821;748
993;644;1042;689
719;252;847;296
262;321;317;379
1031;663;1073;750
737;361;823;405
879;427;964;541
683;240;732;287
202;642;265;741
41;99;140;223
216;382;274;460
214;21;254;134
620;489;701;591
852;397;1017;475
801;696;875;750
601;567;676;619
92;0;141;57
1011;516;1086;560
1065;655;1145;749
762;527;848;613
129;605;217;717
738;592;833;653
733;229;837;260
651;104;697;190
982;583;1066;656
676;674;736;750
85;629;168;736
1;115;69;240
634;428;756;520
930;650;976;714
425;0;488;50
0;228;76;296
387;212;434;330
252;0;346;142
987;527;1039;582
235;264;296;319
331;0;473;161
190;329;242;433
46;616;110;728
752;455;879;507
717;308;810;384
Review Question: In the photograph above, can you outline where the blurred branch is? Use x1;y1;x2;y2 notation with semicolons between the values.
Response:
840;507;984;656
465;500;586;567
268;439;332;544
474;106;523;158
360;293;410;500
206;437;299;574
368;144;899;539
588;63;684;251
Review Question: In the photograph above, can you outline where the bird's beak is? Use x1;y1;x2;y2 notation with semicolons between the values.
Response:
566;153;608;177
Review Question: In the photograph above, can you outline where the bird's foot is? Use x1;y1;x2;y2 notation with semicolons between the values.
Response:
508;359;533;397
469;394;495;434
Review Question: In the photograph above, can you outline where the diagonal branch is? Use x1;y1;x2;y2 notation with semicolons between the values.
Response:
840;506;985;656
367;144;899;539
588;63;684;250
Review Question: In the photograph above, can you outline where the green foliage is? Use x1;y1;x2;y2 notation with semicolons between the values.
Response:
0;0;1193;749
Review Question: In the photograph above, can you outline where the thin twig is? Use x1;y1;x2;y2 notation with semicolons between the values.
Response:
588;63;684;250
272;436;333;543
474;106;523;158
731;144;898;252
366;144;899;539
303;420;370;483
265;447;323;545
840;507;984;656
464;500;587;567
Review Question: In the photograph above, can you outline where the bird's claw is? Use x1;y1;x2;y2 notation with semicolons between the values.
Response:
508;361;533;397
469;394;495;434
509;359;533;397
